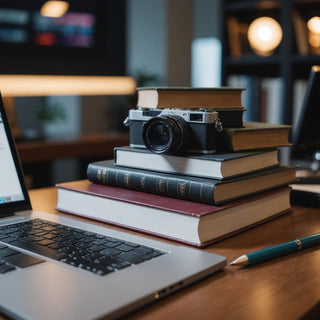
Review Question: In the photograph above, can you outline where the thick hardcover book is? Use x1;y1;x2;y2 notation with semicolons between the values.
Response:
136;87;244;109
87;160;297;205
217;121;292;152
114;146;279;180
56;180;292;247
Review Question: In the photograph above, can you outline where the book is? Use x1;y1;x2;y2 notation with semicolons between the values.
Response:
217;121;292;152
226;16;242;58
136;87;244;109
87;160;297;205
293;79;308;129
261;78;283;124
292;10;309;56
114;146;279;180
227;75;255;122
56;180;292;247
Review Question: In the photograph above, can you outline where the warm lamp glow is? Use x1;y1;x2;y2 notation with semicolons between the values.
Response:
248;17;283;56
40;1;69;18
307;17;320;34
0;75;136;97
307;17;320;54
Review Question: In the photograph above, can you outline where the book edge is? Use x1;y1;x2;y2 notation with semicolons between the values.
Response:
55;205;292;248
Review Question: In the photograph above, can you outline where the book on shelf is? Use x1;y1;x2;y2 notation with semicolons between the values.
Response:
56;180;292;248
114;146;279;180
227;75;260;122
226;16;242;58
292;10;309;56
293;79;308;129
260;78;283;124
226;16;250;58
136;87;244;109
217;121;292;152
87;160;297;205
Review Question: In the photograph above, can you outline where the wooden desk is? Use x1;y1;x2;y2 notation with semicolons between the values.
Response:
14;188;320;319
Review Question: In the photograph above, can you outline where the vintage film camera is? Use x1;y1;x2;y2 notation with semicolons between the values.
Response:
123;108;223;154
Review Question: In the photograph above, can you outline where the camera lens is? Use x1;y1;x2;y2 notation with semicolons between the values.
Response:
142;115;187;154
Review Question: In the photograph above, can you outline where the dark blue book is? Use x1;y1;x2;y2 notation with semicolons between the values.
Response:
114;146;279;180
87;160;297;205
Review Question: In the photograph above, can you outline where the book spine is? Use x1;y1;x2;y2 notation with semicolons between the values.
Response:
87;164;217;205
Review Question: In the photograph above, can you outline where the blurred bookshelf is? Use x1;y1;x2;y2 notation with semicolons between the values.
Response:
221;0;320;126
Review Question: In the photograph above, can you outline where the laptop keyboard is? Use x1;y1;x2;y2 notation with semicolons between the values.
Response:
0;219;166;276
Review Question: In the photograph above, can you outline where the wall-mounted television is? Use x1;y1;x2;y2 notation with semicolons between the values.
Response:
0;1;126;75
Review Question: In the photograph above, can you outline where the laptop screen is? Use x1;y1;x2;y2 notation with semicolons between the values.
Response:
0;112;25;203
0;95;31;216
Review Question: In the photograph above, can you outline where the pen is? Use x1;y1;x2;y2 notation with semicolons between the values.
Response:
230;232;320;267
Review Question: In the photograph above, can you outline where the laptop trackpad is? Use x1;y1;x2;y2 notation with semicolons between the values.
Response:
0;262;109;320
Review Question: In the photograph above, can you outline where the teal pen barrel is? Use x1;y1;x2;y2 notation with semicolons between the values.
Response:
300;233;320;248
246;241;300;265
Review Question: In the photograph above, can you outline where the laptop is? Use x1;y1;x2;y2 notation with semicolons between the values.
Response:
0;95;226;320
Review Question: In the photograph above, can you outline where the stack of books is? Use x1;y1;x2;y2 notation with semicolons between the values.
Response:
56;87;296;247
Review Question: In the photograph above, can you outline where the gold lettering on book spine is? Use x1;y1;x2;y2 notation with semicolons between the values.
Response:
124;173;130;187
102;169;107;183
158;179;165;193
97;169;102;181
199;184;203;201
140;176;146;190
179;182;186;198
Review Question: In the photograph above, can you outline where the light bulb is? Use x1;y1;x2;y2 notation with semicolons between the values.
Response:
248;17;283;56
307;16;320;54
307;17;320;34
40;1;69;18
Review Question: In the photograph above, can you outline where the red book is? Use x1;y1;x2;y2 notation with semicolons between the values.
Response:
56;180;292;248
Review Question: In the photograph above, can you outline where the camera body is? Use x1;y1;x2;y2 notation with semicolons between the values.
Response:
124;108;222;154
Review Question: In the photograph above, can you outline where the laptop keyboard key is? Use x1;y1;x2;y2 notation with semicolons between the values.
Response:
117;244;135;252
97;257;131;270
100;248;122;257
118;252;147;264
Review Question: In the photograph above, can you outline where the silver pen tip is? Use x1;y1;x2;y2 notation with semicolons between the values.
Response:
229;255;248;266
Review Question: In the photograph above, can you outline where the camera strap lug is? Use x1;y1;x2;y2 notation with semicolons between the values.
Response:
123;117;130;127
215;118;223;132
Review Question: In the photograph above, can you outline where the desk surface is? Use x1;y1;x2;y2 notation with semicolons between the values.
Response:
9;187;320;319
